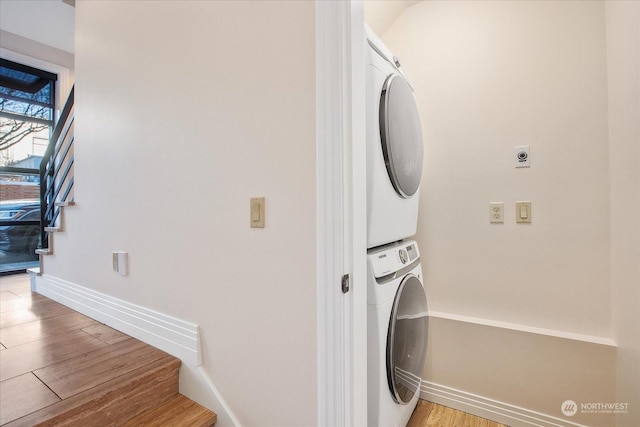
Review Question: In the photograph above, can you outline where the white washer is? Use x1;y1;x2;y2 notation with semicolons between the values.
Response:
368;240;428;427
366;27;424;249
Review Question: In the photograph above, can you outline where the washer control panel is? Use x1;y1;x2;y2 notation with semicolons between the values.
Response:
369;241;420;279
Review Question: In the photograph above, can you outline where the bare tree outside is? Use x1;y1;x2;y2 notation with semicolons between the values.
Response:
0;96;49;154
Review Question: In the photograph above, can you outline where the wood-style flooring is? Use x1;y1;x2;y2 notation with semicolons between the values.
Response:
408;400;510;427
0;273;215;426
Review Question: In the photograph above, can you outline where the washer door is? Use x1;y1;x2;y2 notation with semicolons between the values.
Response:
386;274;428;404
379;73;424;198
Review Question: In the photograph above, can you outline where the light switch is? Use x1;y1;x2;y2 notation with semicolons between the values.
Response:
516;201;531;223
250;197;265;228
251;203;260;222
519;205;527;219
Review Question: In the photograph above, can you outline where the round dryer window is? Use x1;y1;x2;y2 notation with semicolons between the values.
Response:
379;74;424;198
386;274;428;404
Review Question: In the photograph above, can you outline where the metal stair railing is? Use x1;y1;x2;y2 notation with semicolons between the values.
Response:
39;86;74;250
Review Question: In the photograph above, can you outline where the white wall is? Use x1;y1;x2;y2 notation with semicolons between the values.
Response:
606;2;640;427
378;1;622;425
0;0;74;54
43;1;318;426
387;0;611;337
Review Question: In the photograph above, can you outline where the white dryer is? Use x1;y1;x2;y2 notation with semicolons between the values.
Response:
366;27;424;249
368;240;428;427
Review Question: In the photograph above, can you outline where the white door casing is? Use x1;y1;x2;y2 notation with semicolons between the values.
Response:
316;1;367;426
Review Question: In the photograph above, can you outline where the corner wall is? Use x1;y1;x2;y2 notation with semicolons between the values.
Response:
606;2;640;426
381;1;618;425
44;1;318;426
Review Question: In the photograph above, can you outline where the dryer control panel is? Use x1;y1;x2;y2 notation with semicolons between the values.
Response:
368;241;420;279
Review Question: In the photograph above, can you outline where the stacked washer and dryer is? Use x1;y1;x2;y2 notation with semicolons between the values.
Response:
365;26;429;427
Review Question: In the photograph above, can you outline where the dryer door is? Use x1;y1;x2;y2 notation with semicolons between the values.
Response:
386;274;428;404
379;73;424;198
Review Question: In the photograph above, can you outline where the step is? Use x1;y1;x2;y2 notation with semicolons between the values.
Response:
44;226;62;233
122;394;217;427
35;248;53;256
5;345;182;426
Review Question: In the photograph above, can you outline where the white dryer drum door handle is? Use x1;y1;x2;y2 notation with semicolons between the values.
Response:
386;274;428;405
379;73;424;199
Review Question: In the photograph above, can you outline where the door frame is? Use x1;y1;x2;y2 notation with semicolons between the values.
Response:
316;1;367;426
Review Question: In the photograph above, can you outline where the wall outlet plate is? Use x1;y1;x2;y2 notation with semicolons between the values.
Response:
489;202;504;223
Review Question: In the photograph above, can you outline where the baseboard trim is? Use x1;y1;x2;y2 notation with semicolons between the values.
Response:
427;311;616;348
421;381;587;427
34;274;201;366
197;366;242;427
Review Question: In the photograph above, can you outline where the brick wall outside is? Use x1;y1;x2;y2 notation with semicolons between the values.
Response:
0;183;40;201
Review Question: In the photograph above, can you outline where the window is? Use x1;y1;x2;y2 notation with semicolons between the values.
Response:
0;58;57;167
0;58;57;273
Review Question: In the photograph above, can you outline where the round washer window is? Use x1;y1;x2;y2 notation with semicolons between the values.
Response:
386;274;428;404
379;74;424;198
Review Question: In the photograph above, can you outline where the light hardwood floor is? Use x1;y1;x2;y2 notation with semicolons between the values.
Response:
0;273;215;426
408;398;509;427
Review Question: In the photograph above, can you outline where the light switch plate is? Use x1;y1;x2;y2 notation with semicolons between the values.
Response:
250;197;265;228
516;201;532;223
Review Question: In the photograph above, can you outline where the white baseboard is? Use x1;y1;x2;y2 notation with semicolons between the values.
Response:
34;273;201;366
33;273;242;427
421;314;617;427
421;381;587;427
427;311;616;348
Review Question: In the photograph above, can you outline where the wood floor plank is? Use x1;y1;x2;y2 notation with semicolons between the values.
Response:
0;329;108;381
453;410;475;427
0;292;49;313
6;355;181;427
34;338;171;399
0;373;61;425
0;275;30;290
121;394;217;427
409;400;510;427
3;288;33;298
0;311;100;348
407;400;435;427
0;291;20;301
81;323;131;345
0;299;75;329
